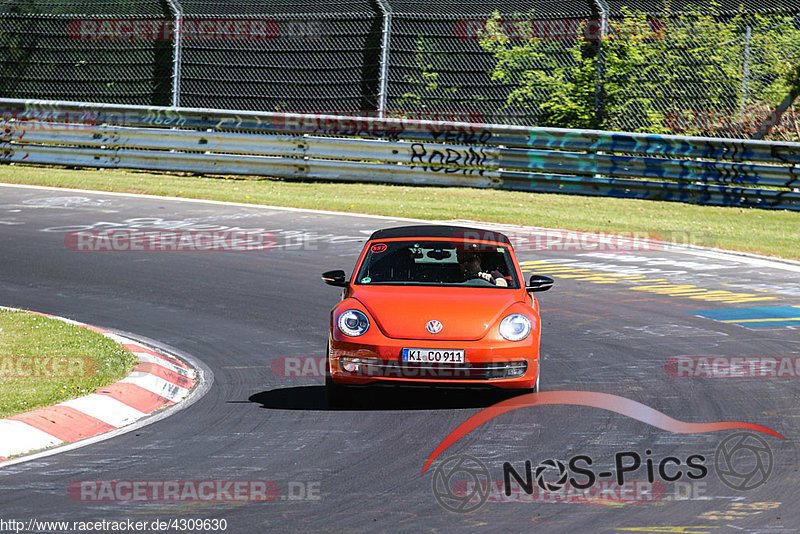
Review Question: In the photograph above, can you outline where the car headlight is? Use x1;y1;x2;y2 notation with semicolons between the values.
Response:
499;314;532;341
338;309;370;337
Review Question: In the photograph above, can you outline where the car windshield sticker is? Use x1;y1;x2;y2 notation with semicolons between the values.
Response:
361;277;372;284
370;243;387;253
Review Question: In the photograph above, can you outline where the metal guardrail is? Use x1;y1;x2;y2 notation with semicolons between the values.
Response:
2;98;800;210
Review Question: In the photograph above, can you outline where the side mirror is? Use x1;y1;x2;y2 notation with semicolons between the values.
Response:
526;274;554;293
322;270;348;287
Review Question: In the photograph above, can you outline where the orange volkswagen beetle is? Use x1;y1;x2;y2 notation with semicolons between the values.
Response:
322;225;553;405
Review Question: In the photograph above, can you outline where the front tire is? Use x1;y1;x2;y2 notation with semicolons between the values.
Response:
325;349;351;408
518;360;540;395
326;374;353;408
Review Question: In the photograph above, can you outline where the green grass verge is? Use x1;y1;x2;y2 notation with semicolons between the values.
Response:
0;310;138;418
1;164;799;259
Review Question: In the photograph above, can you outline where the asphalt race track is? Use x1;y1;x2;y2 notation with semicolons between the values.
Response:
1;184;800;533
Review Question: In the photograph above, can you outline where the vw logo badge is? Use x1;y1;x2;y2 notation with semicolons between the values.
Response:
426;320;443;334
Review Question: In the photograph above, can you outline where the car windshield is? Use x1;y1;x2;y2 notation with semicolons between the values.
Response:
355;240;519;288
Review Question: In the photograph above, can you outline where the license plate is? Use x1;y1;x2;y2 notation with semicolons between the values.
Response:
402;348;465;364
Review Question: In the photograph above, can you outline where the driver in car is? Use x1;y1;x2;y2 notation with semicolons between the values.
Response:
456;249;508;287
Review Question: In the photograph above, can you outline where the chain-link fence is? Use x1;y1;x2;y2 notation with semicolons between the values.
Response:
386;0;595;124
176;1;382;112
0;1;173;105
2;0;799;138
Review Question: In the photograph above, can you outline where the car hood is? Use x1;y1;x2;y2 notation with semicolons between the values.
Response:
351;286;523;341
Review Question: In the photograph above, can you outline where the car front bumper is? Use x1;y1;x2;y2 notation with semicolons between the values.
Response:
329;335;539;389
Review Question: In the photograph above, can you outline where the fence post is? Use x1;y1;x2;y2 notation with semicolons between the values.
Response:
166;0;184;107
376;0;392;118
590;0;609;123
740;25;751;121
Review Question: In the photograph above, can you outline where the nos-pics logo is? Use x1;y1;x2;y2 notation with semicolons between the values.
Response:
431;455;491;513
432;432;774;513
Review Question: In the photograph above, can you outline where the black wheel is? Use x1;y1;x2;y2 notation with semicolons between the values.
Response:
517;361;540;395
325;348;351;408
325;373;352;409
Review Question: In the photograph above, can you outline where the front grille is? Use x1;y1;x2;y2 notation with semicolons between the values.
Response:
339;358;527;380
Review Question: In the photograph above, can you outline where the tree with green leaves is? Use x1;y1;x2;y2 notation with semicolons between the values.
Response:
478;5;800;138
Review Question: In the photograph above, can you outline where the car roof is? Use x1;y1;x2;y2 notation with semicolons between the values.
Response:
368;225;512;244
